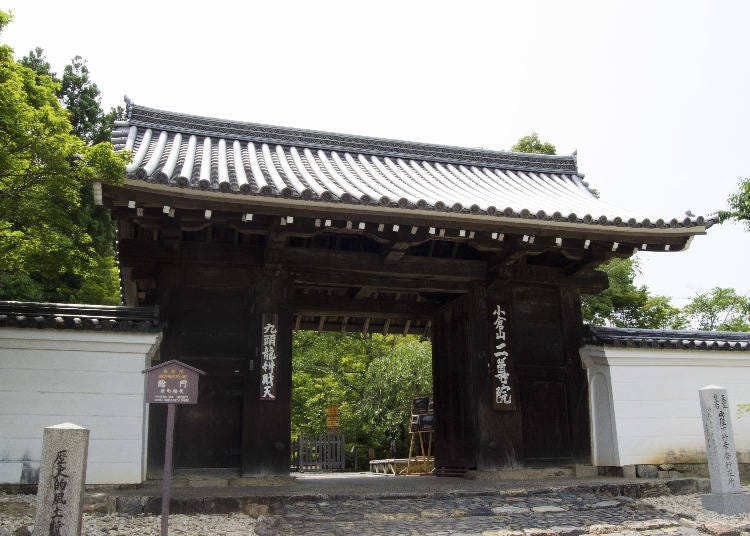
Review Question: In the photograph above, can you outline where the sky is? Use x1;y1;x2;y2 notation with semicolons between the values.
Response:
3;0;748;305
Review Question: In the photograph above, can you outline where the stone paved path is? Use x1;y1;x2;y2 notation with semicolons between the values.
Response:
254;490;701;536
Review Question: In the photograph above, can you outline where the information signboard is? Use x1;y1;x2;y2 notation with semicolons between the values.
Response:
144;360;203;405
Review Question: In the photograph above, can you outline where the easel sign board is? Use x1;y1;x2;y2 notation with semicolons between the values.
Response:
144;360;205;405
412;394;433;415
410;413;435;432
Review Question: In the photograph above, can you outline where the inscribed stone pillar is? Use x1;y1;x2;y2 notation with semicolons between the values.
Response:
33;423;89;536
698;385;750;514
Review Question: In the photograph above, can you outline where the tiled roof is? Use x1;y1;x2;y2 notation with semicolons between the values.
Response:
0;301;161;333
585;326;750;351
111;103;714;231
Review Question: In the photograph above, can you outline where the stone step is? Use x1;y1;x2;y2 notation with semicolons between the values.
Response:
255;511;687;536
252;491;686;536
105;478;711;516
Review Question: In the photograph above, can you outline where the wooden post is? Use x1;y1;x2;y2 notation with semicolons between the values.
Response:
161;403;175;536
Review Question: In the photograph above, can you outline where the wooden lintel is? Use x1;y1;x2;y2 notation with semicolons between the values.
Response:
118;239;265;267
294;294;435;319
489;265;609;293
292;270;469;294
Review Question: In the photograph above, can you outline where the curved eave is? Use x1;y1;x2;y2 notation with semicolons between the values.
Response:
116;179;707;243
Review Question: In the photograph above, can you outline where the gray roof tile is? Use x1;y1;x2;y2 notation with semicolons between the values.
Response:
0;301;161;333
112;103;715;231
585;326;750;351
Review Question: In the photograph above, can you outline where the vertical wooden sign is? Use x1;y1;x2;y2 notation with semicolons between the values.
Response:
260;313;279;401
491;304;516;411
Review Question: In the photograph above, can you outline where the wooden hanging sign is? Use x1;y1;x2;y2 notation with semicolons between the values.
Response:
490;304;516;411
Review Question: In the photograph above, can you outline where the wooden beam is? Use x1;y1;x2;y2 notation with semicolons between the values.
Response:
292;270;469;294
384;241;412;264
353;286;373;299
403;319;411;336
118;239;264;267
281;247;486;281
294;294;435;319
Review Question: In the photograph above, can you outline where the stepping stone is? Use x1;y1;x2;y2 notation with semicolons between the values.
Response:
531;505;568;513
550;526;586;536
587;524;622;534
590;501;621;509
622;519;679;531
492;506;529;514
523;528;559;536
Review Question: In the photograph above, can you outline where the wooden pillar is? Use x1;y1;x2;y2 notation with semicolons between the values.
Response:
241;269;294;475
479;284;525;470
432;295;475;474
432;276;590;473
432;283;525;473
561;286;591;463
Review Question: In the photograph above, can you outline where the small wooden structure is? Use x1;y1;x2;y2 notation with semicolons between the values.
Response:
103;102;714;477
297;433;345;472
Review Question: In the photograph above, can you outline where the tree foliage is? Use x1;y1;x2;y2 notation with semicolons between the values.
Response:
683;287;750;331
0;11;127;303
582;258;687;329
511;132;556;155
719;177;750;230
292;332;432;458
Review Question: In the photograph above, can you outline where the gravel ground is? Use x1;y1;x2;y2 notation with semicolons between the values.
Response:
640;485;750;532
6;484;750;536
0;493;258;536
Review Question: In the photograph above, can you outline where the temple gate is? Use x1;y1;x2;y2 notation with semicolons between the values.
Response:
103;102;711;476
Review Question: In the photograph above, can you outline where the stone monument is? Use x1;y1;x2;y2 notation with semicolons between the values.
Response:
698;385;750;514
33;423;89;536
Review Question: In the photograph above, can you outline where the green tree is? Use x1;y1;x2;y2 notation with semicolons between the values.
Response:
683;287;750;331
18;46;53;78
18;44;125;305
511;132;556;155
58;55;102;144
582;258;687;329
292;331;432;460
719;177;750;230
0;10;127;303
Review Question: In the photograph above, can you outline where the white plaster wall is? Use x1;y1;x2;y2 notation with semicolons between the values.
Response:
0;328;160;484
581;345;750;467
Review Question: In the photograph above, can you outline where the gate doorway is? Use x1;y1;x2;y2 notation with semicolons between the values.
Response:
290;330;433;473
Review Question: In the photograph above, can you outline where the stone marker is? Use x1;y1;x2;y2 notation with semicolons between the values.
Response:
698;385;750;514
33;423;89;536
